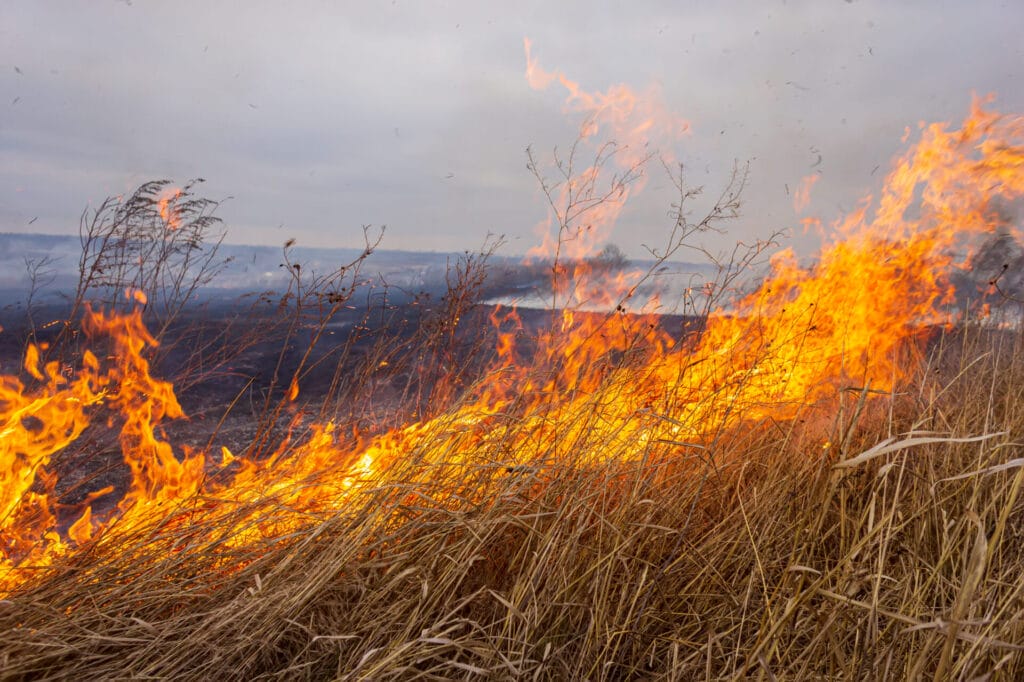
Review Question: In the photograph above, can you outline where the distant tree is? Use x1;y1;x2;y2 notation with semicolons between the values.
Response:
588;243;629;273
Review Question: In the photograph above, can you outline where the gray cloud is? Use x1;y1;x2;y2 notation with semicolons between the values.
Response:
2;0;1022;258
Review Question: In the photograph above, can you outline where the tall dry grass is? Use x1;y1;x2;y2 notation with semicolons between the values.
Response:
2;316;1024;680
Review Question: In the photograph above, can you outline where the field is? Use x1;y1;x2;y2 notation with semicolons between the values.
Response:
2;104;1024;680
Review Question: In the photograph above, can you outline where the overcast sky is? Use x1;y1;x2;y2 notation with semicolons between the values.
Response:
2;1;1022;258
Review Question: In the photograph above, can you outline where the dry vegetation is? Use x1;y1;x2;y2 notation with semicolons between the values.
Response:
2;316;1024;680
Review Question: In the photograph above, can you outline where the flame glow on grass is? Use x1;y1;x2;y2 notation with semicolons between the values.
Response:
1;68;1023;599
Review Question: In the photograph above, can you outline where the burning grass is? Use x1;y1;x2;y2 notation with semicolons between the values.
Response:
4;89;1024;678
3;327;1024;679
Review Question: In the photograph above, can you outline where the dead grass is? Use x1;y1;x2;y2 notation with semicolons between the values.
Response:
2;320;1024;681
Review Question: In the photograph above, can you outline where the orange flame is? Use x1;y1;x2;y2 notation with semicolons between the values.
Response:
523;38;689;263
524;39;690;156
793;174;819;213
157;188;184;231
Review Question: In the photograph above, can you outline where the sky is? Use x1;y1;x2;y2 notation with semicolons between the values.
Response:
2;1;1022;259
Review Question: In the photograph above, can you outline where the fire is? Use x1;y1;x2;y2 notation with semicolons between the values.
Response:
793;174;819;213
524;38;690;157
1;64;1023;599
156;187;184;231
523;38;689;266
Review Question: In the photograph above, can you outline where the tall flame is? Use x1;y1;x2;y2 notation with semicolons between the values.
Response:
522;38;689;265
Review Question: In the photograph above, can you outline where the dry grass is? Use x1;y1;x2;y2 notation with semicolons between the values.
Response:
2;319;1024;681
